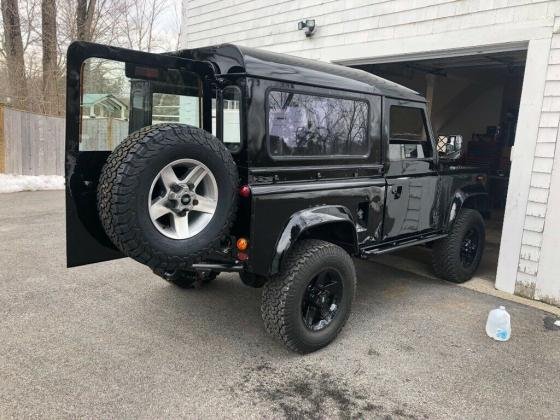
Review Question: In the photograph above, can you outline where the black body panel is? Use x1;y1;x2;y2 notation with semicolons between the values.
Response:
248;179;386;276
181;44;424;101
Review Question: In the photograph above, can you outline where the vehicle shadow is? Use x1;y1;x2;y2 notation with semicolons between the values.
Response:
138;260;449;356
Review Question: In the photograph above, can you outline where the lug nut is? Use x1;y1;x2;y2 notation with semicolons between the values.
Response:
171;183;182;193
187;182;195;190
192;199;199;206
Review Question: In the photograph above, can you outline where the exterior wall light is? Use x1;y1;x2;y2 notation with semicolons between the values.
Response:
298;19;316;37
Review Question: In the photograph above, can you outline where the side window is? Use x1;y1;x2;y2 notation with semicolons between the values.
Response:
268;90;369;158
222;86;242;151
152;93;201;126
389;106;432;160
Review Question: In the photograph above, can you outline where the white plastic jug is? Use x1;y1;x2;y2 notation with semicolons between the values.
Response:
485;306;511;341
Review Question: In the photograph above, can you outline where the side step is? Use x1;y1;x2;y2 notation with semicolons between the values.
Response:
360;233;447;257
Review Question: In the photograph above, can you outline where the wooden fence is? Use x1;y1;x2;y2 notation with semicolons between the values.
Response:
1;106;65;176
80;117;129;152
0;106;128;176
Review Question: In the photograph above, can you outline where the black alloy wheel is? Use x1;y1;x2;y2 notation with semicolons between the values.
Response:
302;269;344;331
460;227;480;268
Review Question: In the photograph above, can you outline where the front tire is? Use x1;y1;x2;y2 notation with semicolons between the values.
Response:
261;240;356;353
432;208;485;283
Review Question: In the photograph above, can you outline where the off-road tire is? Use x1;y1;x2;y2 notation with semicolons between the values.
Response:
432;208;485;283
97;123;238;272
153;268;218;289
239;271;268;288
261;240;356;353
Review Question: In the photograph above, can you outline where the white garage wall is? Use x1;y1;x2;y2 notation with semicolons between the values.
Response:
526;25;560;306
181;1;560;305
181;0;558;60
496;36;551;300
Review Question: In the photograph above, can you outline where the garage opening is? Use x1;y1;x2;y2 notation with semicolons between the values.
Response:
350;49;527;284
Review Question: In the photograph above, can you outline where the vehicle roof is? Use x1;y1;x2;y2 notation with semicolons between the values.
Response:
182;44;425;102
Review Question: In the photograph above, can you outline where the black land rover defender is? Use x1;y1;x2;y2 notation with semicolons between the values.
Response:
66;42;488;353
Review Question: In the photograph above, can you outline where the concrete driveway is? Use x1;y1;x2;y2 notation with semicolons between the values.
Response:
1;191;559;419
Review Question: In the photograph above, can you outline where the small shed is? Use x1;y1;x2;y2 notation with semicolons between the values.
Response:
81;94;129;120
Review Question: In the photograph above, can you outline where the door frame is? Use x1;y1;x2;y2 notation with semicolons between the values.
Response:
65;42;215;267
381;97;439;240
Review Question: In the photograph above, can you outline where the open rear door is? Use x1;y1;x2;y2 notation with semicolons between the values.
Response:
65;42;214;267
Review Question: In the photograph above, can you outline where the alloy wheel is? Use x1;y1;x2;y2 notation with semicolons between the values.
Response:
148;159;218;239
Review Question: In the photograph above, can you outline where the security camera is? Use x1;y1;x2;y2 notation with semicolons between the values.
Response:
298;19;316;37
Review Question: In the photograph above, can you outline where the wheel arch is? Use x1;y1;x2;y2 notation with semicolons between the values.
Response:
270;205;358;275
445;189;489;231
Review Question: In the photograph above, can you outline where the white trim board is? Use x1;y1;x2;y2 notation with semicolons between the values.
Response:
334;42;529;66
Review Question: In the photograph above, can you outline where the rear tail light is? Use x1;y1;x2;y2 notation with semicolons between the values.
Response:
239;185;251;198
236;238;249;261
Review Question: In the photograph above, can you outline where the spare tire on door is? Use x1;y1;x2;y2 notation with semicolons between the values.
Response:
97;124;238;272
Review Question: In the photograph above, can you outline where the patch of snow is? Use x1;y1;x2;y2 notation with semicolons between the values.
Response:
0;174;65;193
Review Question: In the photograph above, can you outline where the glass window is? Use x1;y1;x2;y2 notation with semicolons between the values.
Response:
222;86;241;149
389;106;432;160
268;91;369;157
390;106;428;141
152;93;201;126
80;59;131;151
80;58;203;152
389;143;428;160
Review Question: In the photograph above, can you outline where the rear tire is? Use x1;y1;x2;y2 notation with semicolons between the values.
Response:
432;208;485;283
261;240;356;354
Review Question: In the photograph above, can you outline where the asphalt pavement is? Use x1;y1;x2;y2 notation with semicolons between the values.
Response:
1;191;559;419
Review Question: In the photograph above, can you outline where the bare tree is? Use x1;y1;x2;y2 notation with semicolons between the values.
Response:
121;0;168;52
1;0;28;108
0;0;179;113
76;0;96;41
42;0;58;114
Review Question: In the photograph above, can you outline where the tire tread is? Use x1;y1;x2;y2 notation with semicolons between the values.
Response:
432;208;485;283
261;239;356;353
97;123;238;272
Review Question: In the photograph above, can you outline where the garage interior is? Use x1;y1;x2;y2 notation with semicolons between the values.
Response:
351;49;527;283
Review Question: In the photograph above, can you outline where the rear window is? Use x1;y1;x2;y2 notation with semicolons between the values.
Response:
267;90;369;158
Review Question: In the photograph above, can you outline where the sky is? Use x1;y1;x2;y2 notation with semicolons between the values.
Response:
155;0;183;51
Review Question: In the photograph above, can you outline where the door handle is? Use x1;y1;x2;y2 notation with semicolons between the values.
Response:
391;185;402;199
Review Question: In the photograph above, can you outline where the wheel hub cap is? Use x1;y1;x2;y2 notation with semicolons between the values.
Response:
148;159;219;240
